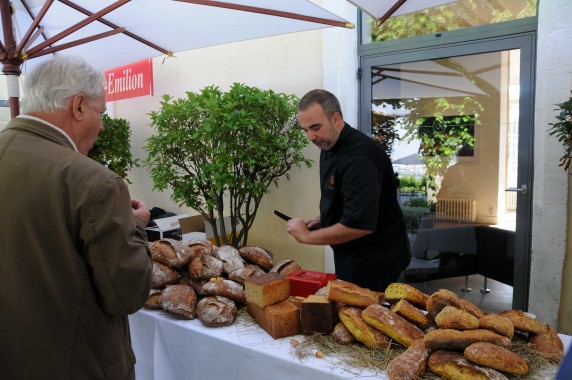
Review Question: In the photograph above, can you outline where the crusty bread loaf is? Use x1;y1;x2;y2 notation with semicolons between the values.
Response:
528;323;564;361
435;306;479;330
478;313;514;339
332;322;355;345
151;260;182;288
428;350;509;380
385;282;429;310
188;254;224;281
426;289;484;319
247;299;301;339
270;259;301;275
160;284;197;320
326;280;379;308
151;238;196;269
391;299;434;330
214;245;245;275
424;328;511;351
186;239;215;256
238;246;274;271
197;295;238;327
338;306;391;349
228;266;261;284
464;342;529;375
144;289;163;310
301;295;337;334
386;339;432;380
500;309;546;334
244;272;290;308
202;277;246;303
362;304;424;348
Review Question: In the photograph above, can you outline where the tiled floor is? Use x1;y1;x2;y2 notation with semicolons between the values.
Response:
404;274;513;314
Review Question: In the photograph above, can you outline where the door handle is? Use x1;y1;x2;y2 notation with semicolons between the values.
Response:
505;185;527;195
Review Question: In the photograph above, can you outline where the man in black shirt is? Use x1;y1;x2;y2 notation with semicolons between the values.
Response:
287;89;411;291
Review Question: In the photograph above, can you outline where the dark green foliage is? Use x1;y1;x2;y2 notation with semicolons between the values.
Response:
548;91;572;170
145;83;312;247
401;205;429;234
88;114;138;182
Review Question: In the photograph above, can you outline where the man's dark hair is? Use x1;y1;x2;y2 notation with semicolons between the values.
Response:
298;89;343;119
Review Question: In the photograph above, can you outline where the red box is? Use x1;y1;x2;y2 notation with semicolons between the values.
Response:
287;270;337;298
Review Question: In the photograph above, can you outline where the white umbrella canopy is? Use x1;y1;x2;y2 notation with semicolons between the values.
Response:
346;0;458;25
0;0;353;117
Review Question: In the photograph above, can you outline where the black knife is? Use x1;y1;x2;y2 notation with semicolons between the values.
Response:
273;210;291;221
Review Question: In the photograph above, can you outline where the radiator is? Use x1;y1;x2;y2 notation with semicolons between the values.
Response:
436;198;477;222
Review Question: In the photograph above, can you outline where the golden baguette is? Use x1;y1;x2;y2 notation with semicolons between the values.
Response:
338;306;390;349
326;280;379;308
424;328;511;351
428;350;509;380
391;299;434;330
362;304;424;348
384;282;428;309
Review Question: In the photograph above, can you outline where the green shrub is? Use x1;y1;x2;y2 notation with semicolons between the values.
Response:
403;197;429;208
402;205;429;234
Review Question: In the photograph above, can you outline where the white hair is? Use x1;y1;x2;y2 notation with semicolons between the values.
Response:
21;56;105;114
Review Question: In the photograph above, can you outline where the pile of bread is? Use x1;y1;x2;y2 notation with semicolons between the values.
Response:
322;281;565;380
145;238;300;327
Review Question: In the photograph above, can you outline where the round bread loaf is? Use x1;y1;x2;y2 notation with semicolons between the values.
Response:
161;284;197;320
499;309;546;334
188;254;224;281
151;239;196;268
187;239;215;256
528;323;564;361
144;289;163;310
464;342;529;375
479;313;514;339
197;296;238;327
435;306;479;330
214;245;245;275
332;322;355;345
151;260;181;288
202;277;246;303
270;259;302;275
238;246;274;271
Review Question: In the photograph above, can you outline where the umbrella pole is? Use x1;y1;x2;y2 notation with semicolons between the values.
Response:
6;74;20;118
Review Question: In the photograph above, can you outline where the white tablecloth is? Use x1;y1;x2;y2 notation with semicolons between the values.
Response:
129;309;388;380
129;309;572;380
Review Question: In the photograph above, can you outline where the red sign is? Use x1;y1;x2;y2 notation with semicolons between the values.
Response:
105;59;153;102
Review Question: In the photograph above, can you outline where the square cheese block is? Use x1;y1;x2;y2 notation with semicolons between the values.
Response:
245;272;290;308
247;299;301;339
300;295;337;334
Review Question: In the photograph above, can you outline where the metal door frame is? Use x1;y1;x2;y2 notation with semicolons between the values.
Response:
358;23;537;310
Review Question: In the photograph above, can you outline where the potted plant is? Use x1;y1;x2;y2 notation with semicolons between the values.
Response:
88;114;139;182
144;83;312;247
548;91;572;171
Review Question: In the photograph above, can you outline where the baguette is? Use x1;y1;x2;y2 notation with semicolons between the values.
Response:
386;339;432;380
391;299;434;330
385;282;429;309
326;280;379;308
362;304;424;348
500;309;546;334
338;306;390;349
428;350;509;380
424;328;511;351
464;342;529;375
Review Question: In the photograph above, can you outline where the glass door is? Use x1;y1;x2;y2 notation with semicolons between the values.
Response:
360;34;535;310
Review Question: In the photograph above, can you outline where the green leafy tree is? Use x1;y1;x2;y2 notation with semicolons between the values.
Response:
548;91;572;170
145;83;312;247
88;114;139;182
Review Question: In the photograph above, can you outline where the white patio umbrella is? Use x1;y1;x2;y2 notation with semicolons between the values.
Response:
346;0;459;25
0;0;354;117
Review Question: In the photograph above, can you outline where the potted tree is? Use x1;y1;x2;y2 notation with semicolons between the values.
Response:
144;83;312;247
88;113;139;182
548;91;572;171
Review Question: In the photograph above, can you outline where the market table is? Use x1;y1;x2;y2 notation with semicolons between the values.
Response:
129;308;387;380
129;308;572;380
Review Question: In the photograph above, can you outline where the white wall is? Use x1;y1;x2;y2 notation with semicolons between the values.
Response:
531;0;572;328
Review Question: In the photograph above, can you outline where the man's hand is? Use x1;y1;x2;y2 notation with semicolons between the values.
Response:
131;199;151;226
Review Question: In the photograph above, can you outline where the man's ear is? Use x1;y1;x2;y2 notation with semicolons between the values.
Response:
332;111;344;129
71;93;86;120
